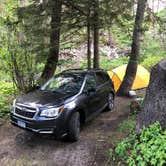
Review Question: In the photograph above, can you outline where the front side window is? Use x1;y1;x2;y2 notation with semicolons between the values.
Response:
41;73;84;94
83;74;96;91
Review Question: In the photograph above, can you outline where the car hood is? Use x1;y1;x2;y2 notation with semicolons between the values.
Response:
16;90;74;107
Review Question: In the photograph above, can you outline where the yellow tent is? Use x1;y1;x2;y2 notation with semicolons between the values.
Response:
107;64;150;92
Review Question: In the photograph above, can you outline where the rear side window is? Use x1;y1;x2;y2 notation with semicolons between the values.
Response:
102;72;110;82
95;72;106;85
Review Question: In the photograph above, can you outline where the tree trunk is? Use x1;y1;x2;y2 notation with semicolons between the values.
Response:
93;0;99;69
136;59;166;133
40;0;62;83
117;0;147;96
87;8;91;69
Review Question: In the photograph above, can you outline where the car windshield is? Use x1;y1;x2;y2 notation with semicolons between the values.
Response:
41;73;85;94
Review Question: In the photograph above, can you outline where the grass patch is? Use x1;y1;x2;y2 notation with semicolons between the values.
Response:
80;54;165;72
81;56;129;71
100;56;129;71
118;117;136;134
141;55;165;71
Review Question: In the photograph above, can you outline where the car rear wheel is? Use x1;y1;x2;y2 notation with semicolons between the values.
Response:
67;112;80;142
107;93;114;111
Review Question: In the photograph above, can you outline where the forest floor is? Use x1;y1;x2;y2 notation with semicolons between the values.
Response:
0;95;144;166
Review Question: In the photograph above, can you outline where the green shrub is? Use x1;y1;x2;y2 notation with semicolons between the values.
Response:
0;81;15;117
141;55;165;71
111;122;166;166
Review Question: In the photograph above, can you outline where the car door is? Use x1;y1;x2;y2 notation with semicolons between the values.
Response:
100;71;114;100
95;72;108;109
83;73;100;116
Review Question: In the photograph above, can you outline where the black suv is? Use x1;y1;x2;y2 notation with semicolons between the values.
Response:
11;69;115;141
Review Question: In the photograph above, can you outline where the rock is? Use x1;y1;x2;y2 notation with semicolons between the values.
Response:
128;90;137;97
136;59;166;133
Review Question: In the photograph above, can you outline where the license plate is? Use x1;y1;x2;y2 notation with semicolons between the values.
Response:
17;120;26;128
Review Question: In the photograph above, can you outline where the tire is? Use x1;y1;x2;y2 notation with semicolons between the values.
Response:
67;112;80;142
107;93;115;111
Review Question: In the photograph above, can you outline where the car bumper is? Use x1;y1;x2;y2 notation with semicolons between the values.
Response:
10;113;67;137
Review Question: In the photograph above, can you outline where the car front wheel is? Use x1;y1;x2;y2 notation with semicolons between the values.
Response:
67;112;80;142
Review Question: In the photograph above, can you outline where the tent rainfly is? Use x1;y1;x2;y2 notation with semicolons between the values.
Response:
107;64;150;92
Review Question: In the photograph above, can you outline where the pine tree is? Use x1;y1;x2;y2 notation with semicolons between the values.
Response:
117;0;147;96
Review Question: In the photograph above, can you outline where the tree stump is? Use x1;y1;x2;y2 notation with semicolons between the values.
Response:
136;59;166;133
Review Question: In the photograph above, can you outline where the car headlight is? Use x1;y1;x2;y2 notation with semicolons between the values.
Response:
40;101;76;118
40;106;64;118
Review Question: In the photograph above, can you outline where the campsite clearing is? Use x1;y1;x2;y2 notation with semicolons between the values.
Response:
0;97;139;166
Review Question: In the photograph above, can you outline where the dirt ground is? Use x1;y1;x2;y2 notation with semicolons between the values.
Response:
0;97;132;166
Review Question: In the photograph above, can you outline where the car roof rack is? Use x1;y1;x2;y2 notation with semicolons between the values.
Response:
62;68;104;73
88;68;104;71
62;68;87;73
